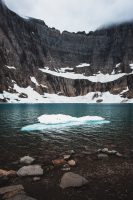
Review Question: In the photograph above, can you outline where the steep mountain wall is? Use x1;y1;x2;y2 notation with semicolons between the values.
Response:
0;0;133;102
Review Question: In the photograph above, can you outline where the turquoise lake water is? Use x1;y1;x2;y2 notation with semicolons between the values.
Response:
0;104;133;165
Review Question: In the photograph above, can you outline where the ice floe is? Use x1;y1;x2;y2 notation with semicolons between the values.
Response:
21;114;110;131
38;114;105;124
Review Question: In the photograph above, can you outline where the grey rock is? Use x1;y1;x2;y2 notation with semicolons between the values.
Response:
0;185;24;195
97;153;109;159
8;194;37;200
68;160;76;166
116;152;123;157
17;165;43;177
20;156;35;165
63;155;71;160
60;172;88;189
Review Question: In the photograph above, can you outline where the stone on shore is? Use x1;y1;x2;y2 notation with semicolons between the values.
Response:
0;184;37;200
97;153;109;159
0;169;16;178
116;152;123;157
17;165;43;177
0;185;24;195
20;156;35;165
63;155;71;160
8;194;37;200
68;160;76;166
60;172;88;189
52;159;66;166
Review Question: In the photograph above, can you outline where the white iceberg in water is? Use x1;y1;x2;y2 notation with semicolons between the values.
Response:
21;114;110;132
38;114;105;124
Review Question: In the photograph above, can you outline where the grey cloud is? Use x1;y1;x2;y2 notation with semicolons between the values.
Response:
5;0;133;32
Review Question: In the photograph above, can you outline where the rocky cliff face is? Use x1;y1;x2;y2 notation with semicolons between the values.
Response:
0;0;133;103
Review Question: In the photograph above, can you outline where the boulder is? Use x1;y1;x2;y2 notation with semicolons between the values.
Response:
60;172;88;189
20;156;35;165
17;165;43;177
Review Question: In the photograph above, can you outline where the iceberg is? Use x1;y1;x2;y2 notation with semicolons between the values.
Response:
38;114;106;124
21;114;110;132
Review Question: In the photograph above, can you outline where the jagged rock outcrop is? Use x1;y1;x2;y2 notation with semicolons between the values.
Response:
0;0;133;102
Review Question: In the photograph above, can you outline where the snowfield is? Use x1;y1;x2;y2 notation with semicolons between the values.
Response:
0;65;133;103
39;67;128;83
0;82;133;103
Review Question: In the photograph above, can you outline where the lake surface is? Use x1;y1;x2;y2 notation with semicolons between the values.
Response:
0;104;133;166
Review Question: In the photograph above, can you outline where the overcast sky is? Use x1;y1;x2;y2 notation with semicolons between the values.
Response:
5;0;133;33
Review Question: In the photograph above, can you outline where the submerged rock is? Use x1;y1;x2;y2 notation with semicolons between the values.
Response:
116;152;123;157
61;164;70;171
17;165;43;177
33;177;41;182
8;194;37;200
60;172;88;189
97;148;119;156
20;156;35;165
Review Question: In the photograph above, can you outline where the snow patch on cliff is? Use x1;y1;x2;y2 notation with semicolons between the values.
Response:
39;67;127;83
30;77;39;86
6;65;16;69
0;82;132;103
130;64;133;70
76;63;90;68
115;63;121;68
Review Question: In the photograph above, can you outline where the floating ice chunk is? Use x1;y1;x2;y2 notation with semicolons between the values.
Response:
21;114;110;132
38;114;105;124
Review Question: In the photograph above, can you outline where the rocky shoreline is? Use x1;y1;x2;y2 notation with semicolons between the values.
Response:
0;148;133;200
